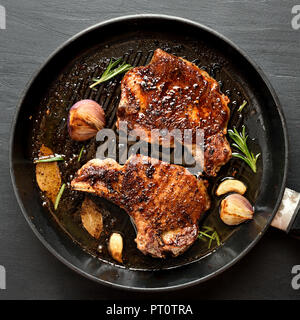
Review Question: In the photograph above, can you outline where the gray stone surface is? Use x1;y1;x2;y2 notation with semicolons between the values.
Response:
0;0;300;299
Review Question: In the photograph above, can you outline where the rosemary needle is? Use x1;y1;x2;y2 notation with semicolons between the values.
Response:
212;231;220;246
238;100;247;112
54;183;66;210
78;146;84;162
90;58;132;89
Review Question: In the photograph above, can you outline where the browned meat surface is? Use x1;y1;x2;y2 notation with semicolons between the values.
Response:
117;48;231;176
71;154;210;258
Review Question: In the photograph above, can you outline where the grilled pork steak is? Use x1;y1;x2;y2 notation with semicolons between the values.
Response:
117;49;231;176
71;155;210;258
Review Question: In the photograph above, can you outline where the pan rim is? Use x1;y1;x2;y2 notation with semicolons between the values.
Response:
9;14;289;292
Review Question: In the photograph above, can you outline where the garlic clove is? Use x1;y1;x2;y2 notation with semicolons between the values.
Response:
80;197;103;239
35;145;62;205
108;232;123;263
68;99;105;141
216;179;247;196
220;193;254;226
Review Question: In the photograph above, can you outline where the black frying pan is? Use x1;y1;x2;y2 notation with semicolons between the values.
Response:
10;15;289;291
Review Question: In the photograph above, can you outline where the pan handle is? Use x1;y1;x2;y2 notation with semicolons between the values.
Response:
271;188;300;236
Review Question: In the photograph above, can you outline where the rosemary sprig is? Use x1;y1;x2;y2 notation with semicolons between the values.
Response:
228;125;260;173
54;183;66;210
77;146;84;162
238;100;247;112
90;58;132;89
34;155;64;163
198;226;221;249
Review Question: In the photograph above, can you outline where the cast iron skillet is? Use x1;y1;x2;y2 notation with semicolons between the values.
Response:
10;15;288;291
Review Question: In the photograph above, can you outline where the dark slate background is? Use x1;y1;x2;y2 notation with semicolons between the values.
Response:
0;0;300;300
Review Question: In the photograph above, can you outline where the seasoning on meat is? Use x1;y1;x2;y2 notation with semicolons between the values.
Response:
71;155;210;258
117;49;231;176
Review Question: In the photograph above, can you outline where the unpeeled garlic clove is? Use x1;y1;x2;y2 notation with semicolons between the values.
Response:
80;197;103;239
216;179;247;196
108;232;123;263
68;99;105;141
220;193;254;226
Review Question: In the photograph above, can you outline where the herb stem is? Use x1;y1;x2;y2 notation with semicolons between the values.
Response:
34;155;64;163
228;125;260;173
90;58;132;89
198;226;221;249
198;231;215;240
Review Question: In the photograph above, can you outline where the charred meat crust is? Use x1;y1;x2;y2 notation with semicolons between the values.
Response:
117;48;232;176
71;155;210;258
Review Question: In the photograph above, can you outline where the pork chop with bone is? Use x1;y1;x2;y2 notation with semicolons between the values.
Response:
117;49;231;176
71;155;210;258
